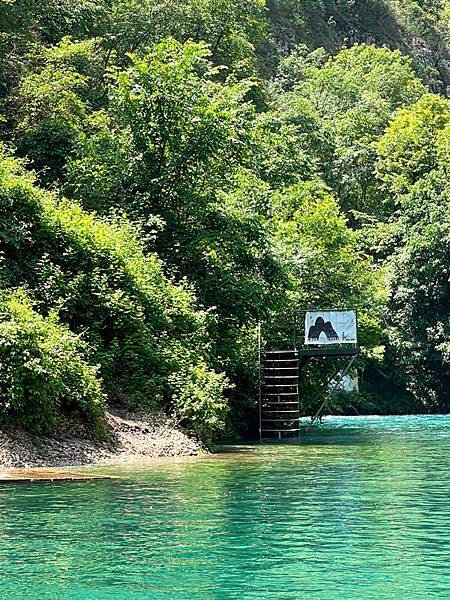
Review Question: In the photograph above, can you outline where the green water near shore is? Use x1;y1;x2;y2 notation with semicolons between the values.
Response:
2;415;450;599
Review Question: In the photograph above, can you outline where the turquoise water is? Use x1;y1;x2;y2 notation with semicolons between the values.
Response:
2;415;450;599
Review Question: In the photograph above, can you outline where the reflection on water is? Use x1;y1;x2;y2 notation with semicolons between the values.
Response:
1;415;450;599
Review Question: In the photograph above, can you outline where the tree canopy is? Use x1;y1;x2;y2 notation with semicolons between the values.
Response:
1;0;450;440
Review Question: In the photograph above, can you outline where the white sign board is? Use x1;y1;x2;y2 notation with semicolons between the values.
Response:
305;310;357;345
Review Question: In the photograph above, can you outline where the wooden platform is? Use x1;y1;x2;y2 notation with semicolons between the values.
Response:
298;346;359;357
0;469;118;483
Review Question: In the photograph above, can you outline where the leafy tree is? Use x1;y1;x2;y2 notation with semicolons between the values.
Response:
104;0;271;76
0;0;107;97
66;39;253;222
253;95;332;189
63;41;293;435
265;181;384;414
64;39;284;327
272;44;426;216
376;94;450;196
388;214;450;410
11;38;106;185
375;95;450;411
271;182;382;336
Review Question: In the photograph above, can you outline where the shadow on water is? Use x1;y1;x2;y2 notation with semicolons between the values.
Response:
221;415;409;451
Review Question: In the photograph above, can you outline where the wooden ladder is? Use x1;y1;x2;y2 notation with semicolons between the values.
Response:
259;350;301;440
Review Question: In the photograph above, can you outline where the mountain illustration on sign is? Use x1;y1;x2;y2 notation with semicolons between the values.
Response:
308;316;339;342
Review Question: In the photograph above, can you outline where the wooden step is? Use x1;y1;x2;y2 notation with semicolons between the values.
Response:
263;360;298;364
262;401;299;405
261;428;301;433
263;356;298;360
263;382;298;386
263;392;298;396
263;376;298;380
263;366;298;369
263;410;300;414
262;417;300;427
262;383;298;387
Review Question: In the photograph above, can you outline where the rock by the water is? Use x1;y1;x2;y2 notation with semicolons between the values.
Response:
0;410;204;469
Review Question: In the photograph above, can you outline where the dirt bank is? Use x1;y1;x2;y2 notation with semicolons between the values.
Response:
0;410;204;469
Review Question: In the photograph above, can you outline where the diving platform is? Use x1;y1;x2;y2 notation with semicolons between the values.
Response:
258;309;360;440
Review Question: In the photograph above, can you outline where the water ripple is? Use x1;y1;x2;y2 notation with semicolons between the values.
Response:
1;415;450;599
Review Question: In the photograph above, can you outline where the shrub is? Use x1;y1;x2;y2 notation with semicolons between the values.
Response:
0;289;105;433
169;362;230;445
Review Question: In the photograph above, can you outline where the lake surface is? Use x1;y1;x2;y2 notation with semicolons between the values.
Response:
1;415;450;599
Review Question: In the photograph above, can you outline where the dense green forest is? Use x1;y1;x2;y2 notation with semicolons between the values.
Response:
0;0;449;441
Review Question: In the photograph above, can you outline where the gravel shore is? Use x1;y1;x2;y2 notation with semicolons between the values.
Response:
0;410;204;469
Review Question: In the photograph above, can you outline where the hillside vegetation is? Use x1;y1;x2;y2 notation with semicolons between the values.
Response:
0;0;449;440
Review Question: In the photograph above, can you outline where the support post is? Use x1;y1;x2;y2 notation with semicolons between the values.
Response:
258;322;262;443
311;354;358;424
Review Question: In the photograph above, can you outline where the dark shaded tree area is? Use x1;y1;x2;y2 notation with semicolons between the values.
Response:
1;0;450;440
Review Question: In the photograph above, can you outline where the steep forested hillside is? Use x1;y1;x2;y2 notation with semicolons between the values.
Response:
268;1;450;91
0;0;449;440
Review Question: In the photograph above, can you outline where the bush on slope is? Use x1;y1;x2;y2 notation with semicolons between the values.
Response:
0;150;228;441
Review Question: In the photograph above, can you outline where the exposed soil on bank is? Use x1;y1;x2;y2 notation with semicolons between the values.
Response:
0;410;204;469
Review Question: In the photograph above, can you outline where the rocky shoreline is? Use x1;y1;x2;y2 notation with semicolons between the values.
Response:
0;410;204;469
